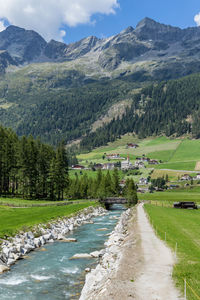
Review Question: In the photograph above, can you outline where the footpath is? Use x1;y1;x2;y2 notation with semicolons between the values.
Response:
80;203;182;300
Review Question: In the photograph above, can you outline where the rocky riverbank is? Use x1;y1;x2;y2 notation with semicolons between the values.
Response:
79;208;132;300
0;206;107;273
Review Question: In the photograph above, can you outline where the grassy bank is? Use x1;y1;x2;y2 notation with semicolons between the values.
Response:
145;205;200;300
0;197;91;207
0;202;97;238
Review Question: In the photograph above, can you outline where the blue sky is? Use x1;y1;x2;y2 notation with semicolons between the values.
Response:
0;0;199;43
63;0;200;43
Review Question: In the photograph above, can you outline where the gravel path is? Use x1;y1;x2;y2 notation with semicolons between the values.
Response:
88;204;182;300
133;204;181;300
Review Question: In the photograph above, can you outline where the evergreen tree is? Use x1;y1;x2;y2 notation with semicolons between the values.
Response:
54;142;69;200
125;179;138;207
112;168;120;196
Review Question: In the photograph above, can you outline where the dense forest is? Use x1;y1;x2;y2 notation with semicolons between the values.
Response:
80;74;200;150
0;78;140;145
0;126;69;200
0;125;137;204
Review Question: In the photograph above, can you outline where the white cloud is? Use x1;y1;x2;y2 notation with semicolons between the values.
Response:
0;0;119;41
0;19;6;32
194;13;200;26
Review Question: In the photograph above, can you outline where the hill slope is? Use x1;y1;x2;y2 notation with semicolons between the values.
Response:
80;73;200;150
0;19;200;144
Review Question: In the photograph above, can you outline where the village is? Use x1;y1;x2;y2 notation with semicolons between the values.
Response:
71;142;200;194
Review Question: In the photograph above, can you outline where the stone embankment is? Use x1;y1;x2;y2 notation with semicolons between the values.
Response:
0;206;107;273
80;208;131;300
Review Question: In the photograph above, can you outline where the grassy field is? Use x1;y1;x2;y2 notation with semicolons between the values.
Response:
78;136;181;163
78;136;200;171
0;202;97;238
145;205;200;300
153;161;197;171
151;169;187;181
139;187;200;205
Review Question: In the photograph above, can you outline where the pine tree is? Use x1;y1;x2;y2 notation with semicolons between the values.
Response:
54;142;69;200
112;168;120;196
125;179;138;207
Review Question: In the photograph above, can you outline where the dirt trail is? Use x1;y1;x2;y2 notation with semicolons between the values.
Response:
133;204;181;300
93;204;182;300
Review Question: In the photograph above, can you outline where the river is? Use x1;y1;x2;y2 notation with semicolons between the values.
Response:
0;204;125;300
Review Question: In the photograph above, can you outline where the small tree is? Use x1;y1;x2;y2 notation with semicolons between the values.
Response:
125;179;138;207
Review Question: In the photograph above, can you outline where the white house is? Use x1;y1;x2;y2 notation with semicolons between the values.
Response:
121;156;133;170
102;163;115;170
180;174;192;181
139;178;149;185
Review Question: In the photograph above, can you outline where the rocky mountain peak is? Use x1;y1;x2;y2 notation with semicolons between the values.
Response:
0;25;47;63
135;17;183;42
120;26;134;35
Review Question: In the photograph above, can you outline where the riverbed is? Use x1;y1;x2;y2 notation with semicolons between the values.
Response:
0;205;125;300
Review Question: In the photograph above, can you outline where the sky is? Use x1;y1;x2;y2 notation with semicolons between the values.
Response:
0;0;200;44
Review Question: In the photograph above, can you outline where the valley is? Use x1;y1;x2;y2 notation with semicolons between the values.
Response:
0;15;200;300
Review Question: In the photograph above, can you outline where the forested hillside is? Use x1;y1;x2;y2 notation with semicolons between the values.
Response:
80;73;200;150
0;76;141;145
1;20;200;147
0;126;69;200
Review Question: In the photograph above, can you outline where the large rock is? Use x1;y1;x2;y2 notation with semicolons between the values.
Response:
0;265;10;274
70;253;92;260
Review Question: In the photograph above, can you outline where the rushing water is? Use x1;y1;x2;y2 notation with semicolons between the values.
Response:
0;205;125;300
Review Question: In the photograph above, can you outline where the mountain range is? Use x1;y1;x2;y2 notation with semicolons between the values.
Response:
0;18;200;145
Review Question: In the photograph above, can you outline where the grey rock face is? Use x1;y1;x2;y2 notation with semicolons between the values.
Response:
1;19;200;81
0;25;47;64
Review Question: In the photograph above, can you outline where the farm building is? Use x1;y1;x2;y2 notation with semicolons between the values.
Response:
180;174;192;181
127;143;139;149
94;163;103;170
102;163;115;170
106;154;125;160
72;164;85;170
149;159;159;165
134;161;145;169
139;178;149;185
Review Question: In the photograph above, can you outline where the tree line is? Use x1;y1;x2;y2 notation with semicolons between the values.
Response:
0;126;68;200
66;169;138;207
80;73;200;150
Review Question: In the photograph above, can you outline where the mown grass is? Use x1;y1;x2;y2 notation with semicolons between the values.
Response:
0;202;97;238
170;140;200;162
153;161;196;171
151;169;187;181
139;189;200;204
78;135;180;164
0;197;75;207
145;205;200;300
148;150;175;162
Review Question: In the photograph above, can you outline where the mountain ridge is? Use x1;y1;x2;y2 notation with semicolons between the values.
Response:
1;18;200;78
0;18;200;146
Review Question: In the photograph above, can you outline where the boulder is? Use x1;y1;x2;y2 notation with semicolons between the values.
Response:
70;253;92;259
0;265;10;274
96;228;108;231
60;238;77;243
90;251;101;258
69;224;74;231
85;268;91;273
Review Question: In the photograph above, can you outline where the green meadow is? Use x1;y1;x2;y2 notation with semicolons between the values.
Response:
78;136;200;171
0;202;97;238
145;205;200;300
139;186;200;205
